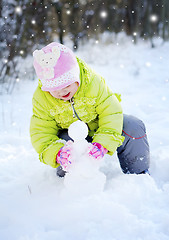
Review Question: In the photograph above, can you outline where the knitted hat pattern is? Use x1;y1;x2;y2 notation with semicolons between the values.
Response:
33;42;80;91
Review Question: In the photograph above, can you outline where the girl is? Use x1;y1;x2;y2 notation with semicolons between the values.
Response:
30;42;150;177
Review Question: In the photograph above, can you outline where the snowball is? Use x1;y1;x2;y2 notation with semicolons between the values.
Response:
68;120;88;141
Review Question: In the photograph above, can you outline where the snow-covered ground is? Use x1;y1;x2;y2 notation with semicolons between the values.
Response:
0;37;169;240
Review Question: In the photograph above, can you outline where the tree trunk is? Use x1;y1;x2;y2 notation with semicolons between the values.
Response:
54;1;64;44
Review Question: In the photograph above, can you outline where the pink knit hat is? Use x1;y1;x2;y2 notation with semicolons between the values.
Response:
33;42;80;91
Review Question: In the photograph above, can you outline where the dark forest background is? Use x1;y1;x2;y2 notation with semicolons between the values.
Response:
1;0;169;93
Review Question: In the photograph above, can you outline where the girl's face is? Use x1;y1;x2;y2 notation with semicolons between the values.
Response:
49;82;79;101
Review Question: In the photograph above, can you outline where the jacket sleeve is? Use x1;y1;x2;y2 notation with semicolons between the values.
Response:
30;90;64;168
90;74;125;155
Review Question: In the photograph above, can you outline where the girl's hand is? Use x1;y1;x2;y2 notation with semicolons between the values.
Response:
88;142;108;160
56;141;73;171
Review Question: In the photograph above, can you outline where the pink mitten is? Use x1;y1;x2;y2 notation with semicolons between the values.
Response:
56;141;73;171
88;142;108;160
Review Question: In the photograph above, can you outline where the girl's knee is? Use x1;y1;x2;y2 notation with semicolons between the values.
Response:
123;115;146;139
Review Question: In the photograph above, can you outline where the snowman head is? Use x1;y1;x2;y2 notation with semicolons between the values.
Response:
68;120;88;142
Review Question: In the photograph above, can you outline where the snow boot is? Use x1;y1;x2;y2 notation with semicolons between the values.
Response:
56;166;66;178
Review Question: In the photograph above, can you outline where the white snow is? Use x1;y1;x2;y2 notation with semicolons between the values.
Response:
0;36;169;240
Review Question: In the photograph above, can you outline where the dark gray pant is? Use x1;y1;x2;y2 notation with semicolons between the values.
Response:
117;115;150;174
58;114;150;174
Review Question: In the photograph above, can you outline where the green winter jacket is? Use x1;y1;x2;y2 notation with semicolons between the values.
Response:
30;58;125;168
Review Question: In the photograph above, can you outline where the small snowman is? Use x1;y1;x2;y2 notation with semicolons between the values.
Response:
68;120;90;157
63;120;106;196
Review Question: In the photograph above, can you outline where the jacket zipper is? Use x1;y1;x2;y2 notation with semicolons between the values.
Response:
70;97;81;120
70;97;91;132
